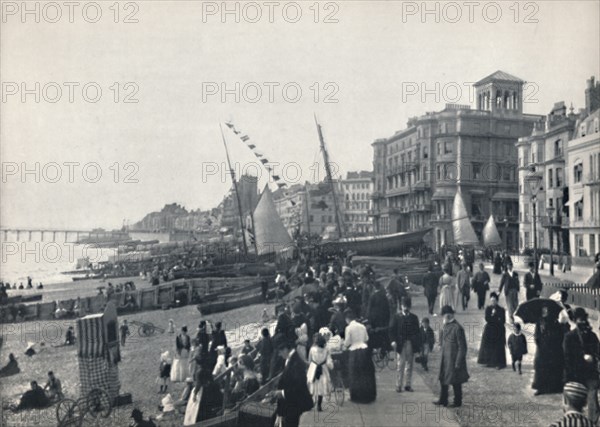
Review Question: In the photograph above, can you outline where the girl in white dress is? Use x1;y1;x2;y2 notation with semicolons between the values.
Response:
171;326;191;382
307;334;334;412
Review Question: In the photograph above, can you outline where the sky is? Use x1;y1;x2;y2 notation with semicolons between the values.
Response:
1;0;599;229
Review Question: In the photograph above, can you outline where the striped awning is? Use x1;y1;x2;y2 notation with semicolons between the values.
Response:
77;313;106;358
491;192;519;201
431;188;456;200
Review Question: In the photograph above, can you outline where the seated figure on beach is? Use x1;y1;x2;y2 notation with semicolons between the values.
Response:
0;353;20;377
12;381;50;411
44;371;64;401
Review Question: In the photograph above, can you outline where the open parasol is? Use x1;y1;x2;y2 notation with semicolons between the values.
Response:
514;298;562;324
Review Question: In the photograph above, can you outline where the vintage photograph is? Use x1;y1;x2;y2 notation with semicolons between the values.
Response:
1;1;599;426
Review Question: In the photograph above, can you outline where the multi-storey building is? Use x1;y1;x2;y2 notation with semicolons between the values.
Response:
566;77;600;257
516;102;578;253
273;181;344;238
340;171;373;236
371;71;541;250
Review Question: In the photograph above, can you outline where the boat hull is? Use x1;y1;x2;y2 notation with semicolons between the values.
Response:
319;228;432;256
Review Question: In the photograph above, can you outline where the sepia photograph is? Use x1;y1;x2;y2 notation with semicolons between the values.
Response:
1;1;600;426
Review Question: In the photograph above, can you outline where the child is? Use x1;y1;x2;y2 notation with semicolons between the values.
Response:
418;318;435;371
120;320;130;347
159;351;172;393
508;323;527;374
241;339;254;356
307;334;333;412
168;319;175;334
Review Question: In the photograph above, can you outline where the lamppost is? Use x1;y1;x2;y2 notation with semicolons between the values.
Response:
525;170;543;274
547;206;555;276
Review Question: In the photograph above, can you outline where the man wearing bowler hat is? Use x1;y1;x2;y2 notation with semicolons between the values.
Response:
271;334;313;427
434;305;469;408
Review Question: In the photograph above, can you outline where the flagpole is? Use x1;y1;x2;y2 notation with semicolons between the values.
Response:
220;123;248;257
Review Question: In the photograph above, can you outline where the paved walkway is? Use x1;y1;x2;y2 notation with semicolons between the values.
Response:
300;362;460;427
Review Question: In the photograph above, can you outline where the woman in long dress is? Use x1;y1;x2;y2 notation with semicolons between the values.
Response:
438;264;455;312
171;326;191;382
532;305;565;395
307;333;334;412
343;308;376;403
477;292;507;369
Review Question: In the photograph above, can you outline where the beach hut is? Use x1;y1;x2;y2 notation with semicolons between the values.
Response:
76;301;121;401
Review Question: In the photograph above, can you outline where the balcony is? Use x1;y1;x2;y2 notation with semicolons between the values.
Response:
416;203;432;211
565;217;600;228
586;173;600;186
370;192;383;200
430;213;450;222
495;215;519;224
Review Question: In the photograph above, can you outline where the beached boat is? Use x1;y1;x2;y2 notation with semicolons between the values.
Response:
197;291;266;314
2;294;43;305
319;228;432;256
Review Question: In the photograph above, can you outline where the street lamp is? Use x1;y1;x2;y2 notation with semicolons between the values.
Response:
547;205;555;276
525;169;543;274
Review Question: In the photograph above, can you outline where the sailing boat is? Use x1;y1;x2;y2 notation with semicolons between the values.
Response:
482;215;502;247
252;185;295;260
314;117;432;256
451;189;479;246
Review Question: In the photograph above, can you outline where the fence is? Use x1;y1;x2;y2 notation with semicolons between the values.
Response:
541;282;600;312
0;276;274;324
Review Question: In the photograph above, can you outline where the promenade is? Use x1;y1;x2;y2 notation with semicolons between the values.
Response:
302;259;598;427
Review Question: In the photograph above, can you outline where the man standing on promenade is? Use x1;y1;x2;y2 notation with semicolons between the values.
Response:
563;308;600;424
472;263;490;310
421;266;438;316
524;262;543;301
456;263;471;311
390;297;420;393
271;334;313;427
434;305;469;408
498;262;520;323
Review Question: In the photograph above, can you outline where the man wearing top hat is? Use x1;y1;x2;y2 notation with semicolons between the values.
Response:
434;305;469;408
270;334;313;427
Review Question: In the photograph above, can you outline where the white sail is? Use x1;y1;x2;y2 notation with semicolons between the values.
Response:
451;190;479;246
482;215;503;247
253;186;294;256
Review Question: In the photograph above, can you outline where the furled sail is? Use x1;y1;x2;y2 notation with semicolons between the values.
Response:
451;190;479;246
253;186;294;256
482;215;502;247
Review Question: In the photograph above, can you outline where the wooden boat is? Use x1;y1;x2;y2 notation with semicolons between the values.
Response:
319;228;432;256
197;374;281;427
198;289;276;314
2;294;43;305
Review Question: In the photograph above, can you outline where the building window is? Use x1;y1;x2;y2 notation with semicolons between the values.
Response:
473;163;482;180
554;139;563;157
548;168;553;188
423;147;428;159
574;163;583;183
581;123;587;137
437;142;441;156
549;198;553;208
556;168;563;187
436;164;442;180
591;234;596;255
444;141;453;154
575;200;584;220
309;215;313;222
576;234;586;256
594;118;599;133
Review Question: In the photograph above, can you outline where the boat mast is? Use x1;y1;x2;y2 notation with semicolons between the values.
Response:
314;115;343;239
220;123;248;256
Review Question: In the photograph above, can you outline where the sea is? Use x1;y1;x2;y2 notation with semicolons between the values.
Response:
0;231;116;286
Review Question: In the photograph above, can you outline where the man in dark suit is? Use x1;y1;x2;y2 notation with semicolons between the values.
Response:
524;262;543;301
367;281;391;354
272;334;313;427
421;266;439;315
389;297;421;393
